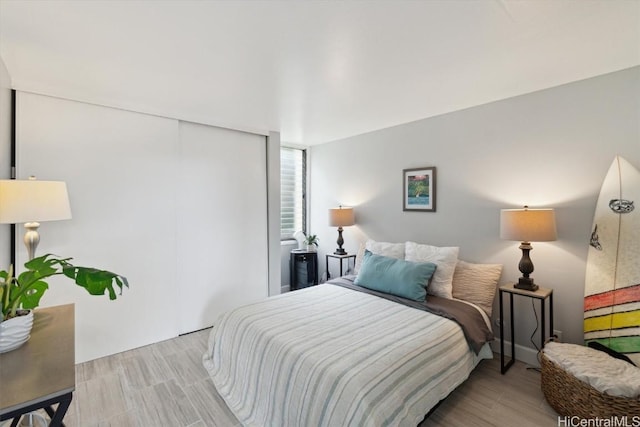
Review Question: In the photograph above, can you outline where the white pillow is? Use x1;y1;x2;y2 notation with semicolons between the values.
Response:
405;241;459;299
354;240;405;274
451;260;502;317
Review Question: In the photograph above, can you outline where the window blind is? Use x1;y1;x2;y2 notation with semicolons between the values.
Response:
280;147;305;239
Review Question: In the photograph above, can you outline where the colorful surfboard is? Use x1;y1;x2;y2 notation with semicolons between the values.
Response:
584;156;640;365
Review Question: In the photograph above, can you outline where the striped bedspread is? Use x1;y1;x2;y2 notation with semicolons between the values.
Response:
203;283;492;427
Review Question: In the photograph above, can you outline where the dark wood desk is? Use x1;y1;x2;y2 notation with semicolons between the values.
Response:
0;304;75;426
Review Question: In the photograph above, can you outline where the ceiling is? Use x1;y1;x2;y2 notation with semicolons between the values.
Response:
0;1;638;145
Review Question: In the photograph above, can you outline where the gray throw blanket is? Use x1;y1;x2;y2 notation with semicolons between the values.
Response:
329;275;494;354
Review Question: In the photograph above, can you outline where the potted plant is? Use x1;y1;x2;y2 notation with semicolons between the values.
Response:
304;234;319;252
0;254;127;353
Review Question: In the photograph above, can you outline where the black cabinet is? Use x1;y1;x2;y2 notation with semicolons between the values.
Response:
290;250;318;290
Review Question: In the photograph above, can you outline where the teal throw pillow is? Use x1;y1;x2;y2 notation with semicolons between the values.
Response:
354;250;437;302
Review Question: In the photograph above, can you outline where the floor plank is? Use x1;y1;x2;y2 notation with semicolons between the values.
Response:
36;329;559;426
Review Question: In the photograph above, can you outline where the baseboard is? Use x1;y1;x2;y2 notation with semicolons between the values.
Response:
490;339;541;368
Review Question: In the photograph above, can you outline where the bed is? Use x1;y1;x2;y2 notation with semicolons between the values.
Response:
203;239;502;427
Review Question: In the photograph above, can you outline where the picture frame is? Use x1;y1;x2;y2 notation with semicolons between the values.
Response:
403;167;436;212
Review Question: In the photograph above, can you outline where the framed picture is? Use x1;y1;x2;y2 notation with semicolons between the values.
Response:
403;167;436;212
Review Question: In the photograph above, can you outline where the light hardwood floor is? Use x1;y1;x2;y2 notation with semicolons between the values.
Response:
48;329;558;426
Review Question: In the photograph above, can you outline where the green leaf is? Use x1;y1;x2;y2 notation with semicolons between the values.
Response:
20;280;49;309
64;266;128;300
24;255;59;277
2;254;128;320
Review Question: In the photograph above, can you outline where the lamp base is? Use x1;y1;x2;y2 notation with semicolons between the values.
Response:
23;222;41;261
514;277;538;292
19;412;48;427
334;226;346;256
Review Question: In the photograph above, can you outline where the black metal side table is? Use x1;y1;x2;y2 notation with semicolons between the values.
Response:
499;284;553;374
326;253;356;280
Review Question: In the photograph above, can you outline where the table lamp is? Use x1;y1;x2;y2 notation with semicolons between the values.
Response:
0;177;72;260
500;206;557;291
328;206;355;255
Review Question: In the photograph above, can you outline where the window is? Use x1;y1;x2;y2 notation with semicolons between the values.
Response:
280;147;306;240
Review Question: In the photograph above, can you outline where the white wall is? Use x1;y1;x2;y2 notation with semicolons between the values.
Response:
310;66;640;359
0;56;11;268
15;92;274;362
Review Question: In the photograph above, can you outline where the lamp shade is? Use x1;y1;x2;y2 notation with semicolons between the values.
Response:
500;208;557;242
0;179;72;224
329;206;355;227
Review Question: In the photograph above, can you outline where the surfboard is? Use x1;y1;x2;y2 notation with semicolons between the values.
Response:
584;156;640;365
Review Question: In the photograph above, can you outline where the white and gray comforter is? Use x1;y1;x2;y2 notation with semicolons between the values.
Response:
203;282;492;427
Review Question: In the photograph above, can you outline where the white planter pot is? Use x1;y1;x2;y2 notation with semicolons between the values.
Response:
0;310;34;353
306;245;317;252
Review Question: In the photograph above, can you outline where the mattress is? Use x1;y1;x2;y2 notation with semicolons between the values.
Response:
203;282;493;427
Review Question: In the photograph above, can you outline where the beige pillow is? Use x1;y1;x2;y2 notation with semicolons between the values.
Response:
354;240;405;274
405;241;459;299
452;260;503;317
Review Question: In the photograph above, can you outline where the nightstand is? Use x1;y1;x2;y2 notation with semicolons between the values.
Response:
499;284;553;374
326;253;356;279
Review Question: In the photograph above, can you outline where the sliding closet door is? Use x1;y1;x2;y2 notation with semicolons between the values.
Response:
16;92;180;362
16;92;270;359
177;122;268;334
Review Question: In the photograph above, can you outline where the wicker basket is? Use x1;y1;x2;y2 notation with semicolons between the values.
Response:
541;352;640;418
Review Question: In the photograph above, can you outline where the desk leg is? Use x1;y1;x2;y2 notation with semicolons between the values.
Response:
3;392;73;427
541;298;546;350
509;293;515;367
550;292;554;340
500;291;515;374
46;392;72;427
501;293;516;374
500;290;505;372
